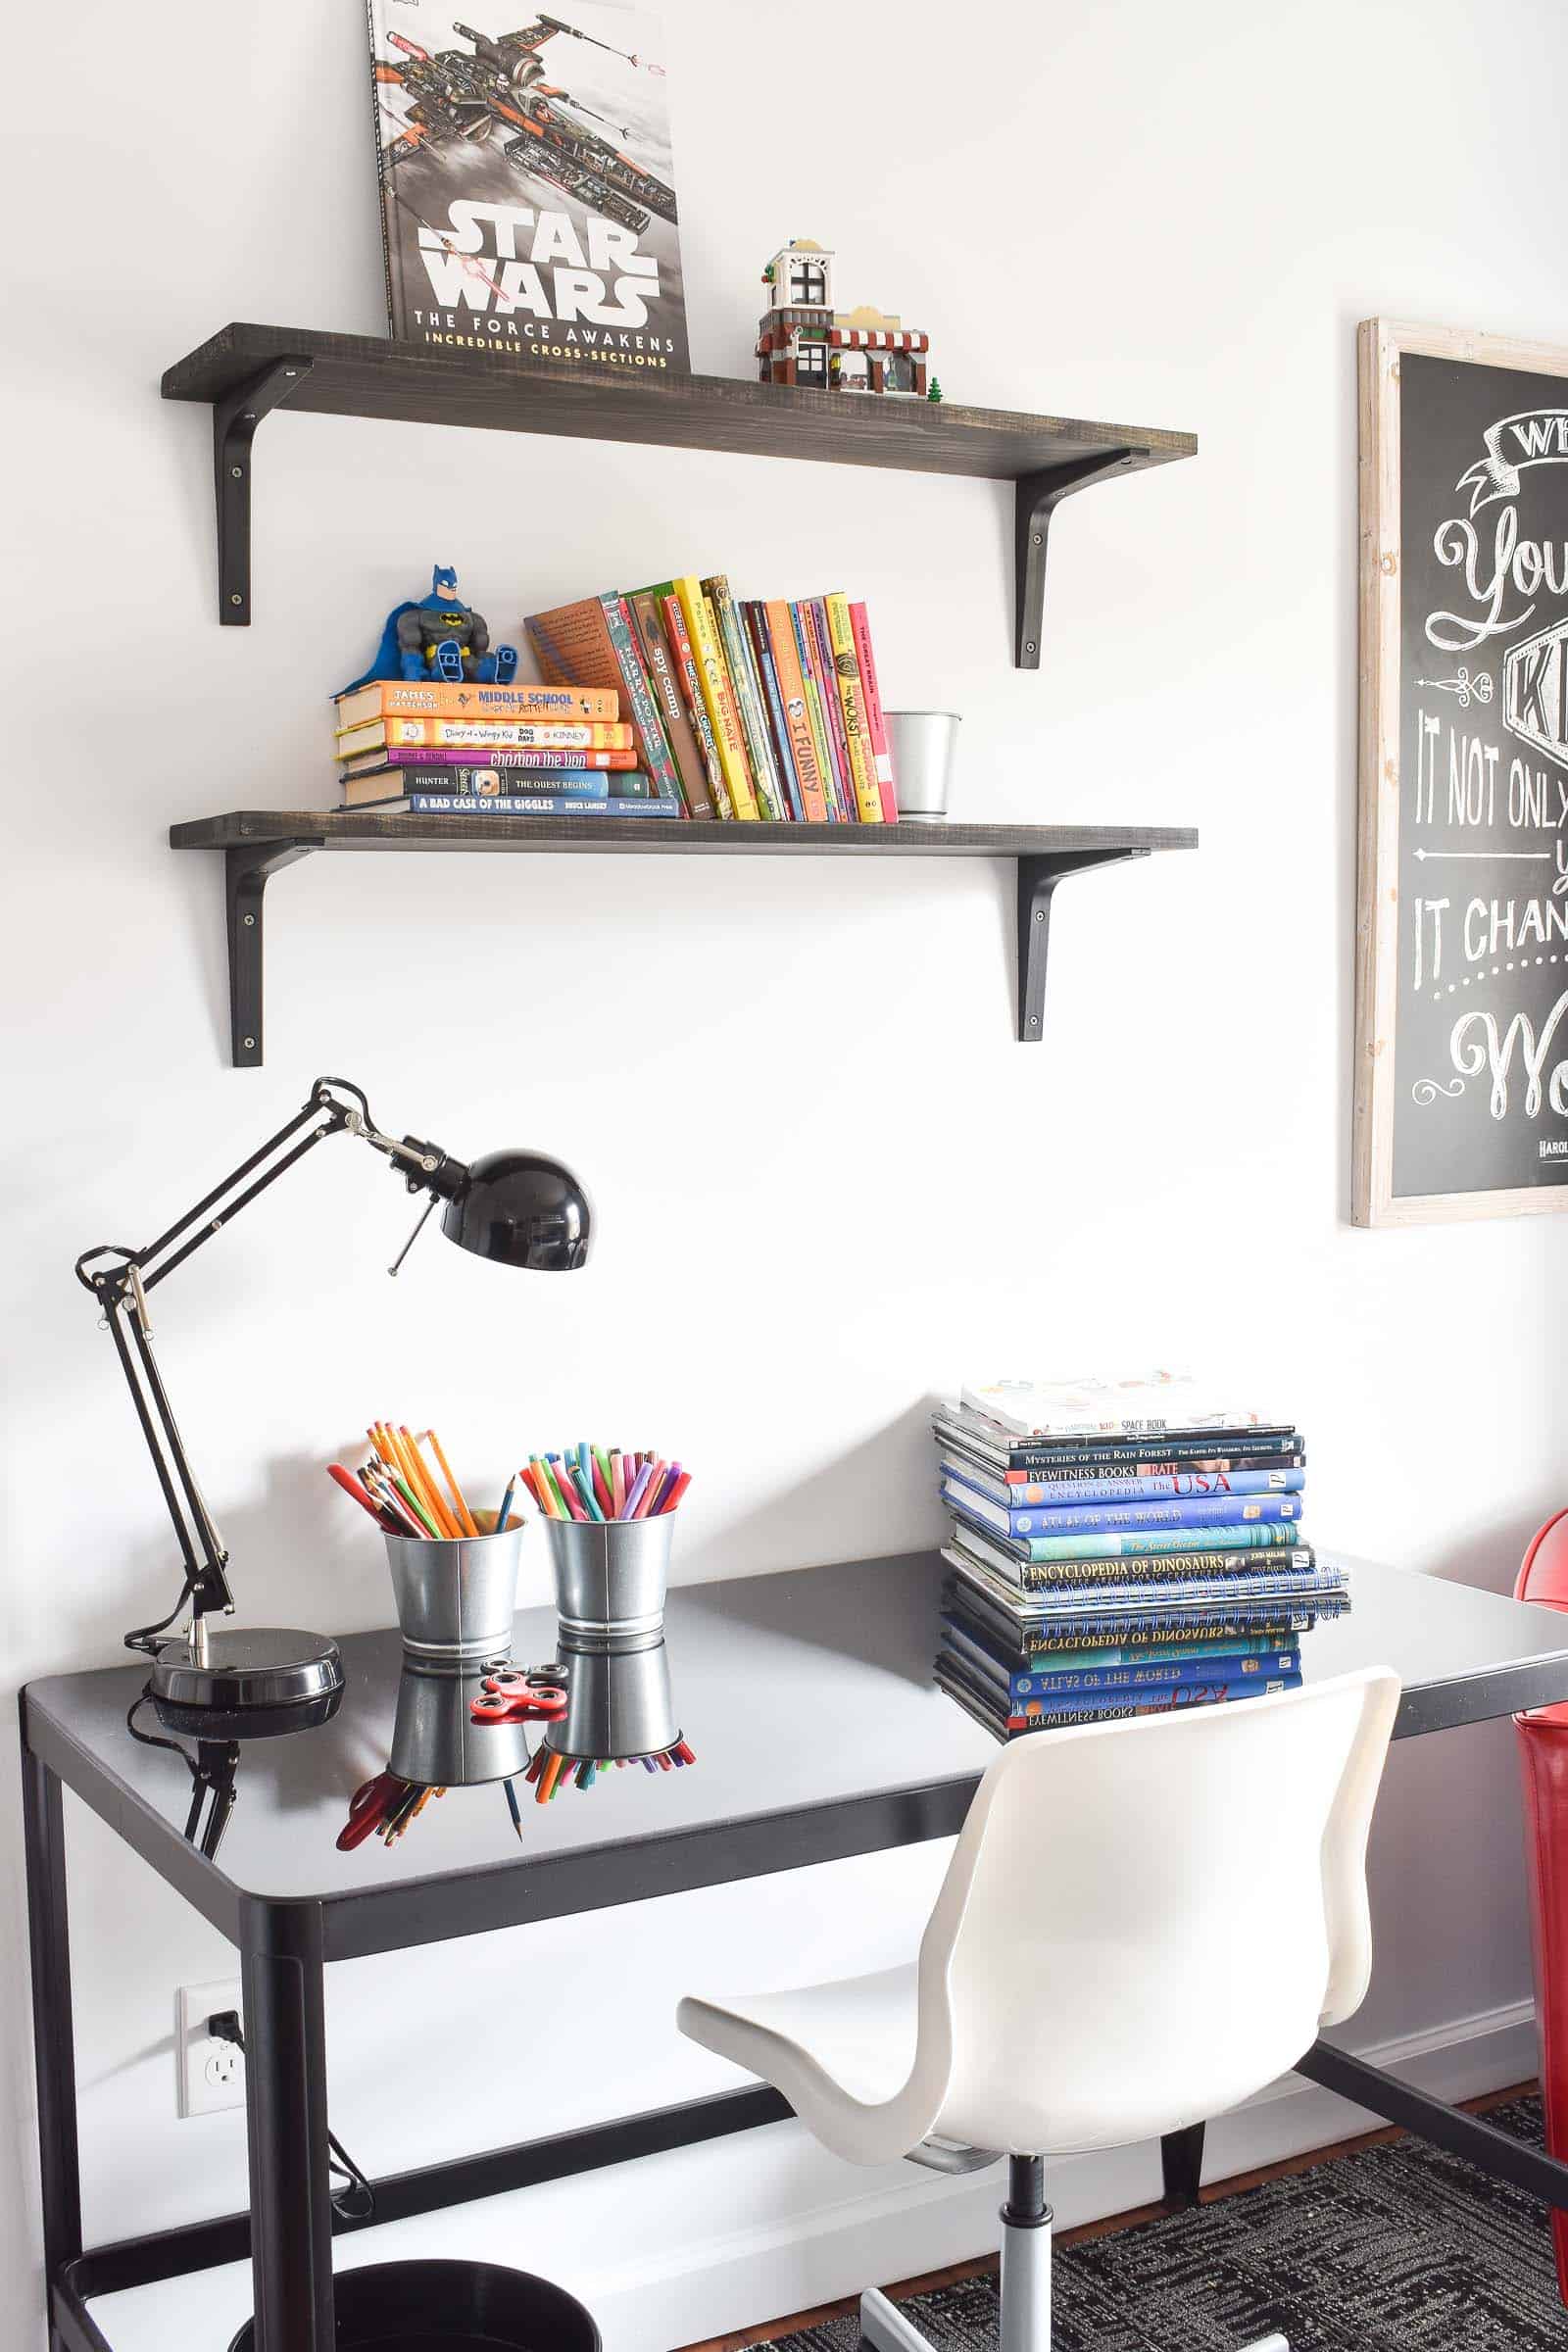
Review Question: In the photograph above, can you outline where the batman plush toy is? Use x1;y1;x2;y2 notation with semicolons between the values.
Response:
344;566;519;688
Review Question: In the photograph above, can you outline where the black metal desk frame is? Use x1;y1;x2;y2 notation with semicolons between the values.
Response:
23;1563;1568;2352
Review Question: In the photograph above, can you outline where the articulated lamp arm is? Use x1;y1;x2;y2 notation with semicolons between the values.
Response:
73;1076;467;1658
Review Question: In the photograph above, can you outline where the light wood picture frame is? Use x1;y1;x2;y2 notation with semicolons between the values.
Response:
1354;318;1568;1225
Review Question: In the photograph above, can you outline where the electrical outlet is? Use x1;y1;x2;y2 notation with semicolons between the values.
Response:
176;1979;245;2118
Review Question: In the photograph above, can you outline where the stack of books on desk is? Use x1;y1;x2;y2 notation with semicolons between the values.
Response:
933;1376;1346;1740
334;679;675;817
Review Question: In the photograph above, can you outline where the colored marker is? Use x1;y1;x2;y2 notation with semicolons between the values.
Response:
622;1462;655;1520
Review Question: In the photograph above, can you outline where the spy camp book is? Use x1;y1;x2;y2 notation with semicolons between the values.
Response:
364;2;688;376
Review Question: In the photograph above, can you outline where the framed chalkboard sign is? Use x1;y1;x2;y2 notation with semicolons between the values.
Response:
1355;318;1568;1225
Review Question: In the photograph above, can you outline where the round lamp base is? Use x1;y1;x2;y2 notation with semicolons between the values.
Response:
149;1627;344;1740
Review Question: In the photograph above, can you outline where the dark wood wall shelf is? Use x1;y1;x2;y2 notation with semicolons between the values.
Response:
162;324;1196;662
169;811;1196;1067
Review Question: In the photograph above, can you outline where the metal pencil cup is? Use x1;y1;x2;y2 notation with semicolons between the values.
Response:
383;1523;522;1666
549;1630;678;1761
545;1514;674;1639
390;1658;531;1786
886;710;960;821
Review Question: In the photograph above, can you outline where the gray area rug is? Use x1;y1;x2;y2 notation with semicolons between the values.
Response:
767;2098;1565;2350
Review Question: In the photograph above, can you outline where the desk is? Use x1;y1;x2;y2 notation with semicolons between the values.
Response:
22;1550;1568;2352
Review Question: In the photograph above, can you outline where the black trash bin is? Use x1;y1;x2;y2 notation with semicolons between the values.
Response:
226;2257;603;2351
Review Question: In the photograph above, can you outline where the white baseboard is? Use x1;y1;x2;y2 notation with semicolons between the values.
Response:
87;1998;1541;2352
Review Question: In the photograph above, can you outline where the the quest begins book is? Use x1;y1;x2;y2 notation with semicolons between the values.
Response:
365;4;686;375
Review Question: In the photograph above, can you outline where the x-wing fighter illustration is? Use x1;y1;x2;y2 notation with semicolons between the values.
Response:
373;15;676;235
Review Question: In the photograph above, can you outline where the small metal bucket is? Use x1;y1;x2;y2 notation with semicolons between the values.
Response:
383;1522;522;1665
390;1656;531;1786
548;1628;678;1759
544;1513;673;1638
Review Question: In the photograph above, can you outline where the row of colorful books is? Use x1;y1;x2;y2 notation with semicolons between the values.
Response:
524;578;898;823
932;1376;1347;1740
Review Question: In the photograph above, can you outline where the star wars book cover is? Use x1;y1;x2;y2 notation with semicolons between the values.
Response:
365;4;687;376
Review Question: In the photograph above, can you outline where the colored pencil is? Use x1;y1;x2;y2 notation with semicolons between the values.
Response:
426;1429;479;1538
327;1463;396;1529
401;1428;460;1537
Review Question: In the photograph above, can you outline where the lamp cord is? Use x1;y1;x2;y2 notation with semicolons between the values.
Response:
122;1576;201;1661
206;2012;375;2226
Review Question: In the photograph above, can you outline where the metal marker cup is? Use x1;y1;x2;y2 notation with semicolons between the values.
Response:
544;1513;674;1640
382;1520;522;1667
548;1629;678;1761
886;710;960;821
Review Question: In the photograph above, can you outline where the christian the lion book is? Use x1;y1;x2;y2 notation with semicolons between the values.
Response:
365;3;687;376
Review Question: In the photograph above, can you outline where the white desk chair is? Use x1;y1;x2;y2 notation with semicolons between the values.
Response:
678;1666;1399;2352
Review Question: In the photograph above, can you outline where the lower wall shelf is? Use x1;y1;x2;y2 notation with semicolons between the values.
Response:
168;810;1198;1066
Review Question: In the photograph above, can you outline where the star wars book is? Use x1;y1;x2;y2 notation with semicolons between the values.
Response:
364;3;687;376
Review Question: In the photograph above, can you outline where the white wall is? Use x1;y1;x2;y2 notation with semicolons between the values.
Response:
6;1;1568;2344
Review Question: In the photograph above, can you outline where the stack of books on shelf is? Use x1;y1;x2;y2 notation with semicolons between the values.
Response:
933;1375;1348;1743
524;576;898;822
333;677;667;818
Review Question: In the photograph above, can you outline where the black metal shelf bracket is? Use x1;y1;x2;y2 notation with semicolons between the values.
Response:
214;356;315;626
225;841;321;1068
1016;848;1148;1041
1014;449;1137;668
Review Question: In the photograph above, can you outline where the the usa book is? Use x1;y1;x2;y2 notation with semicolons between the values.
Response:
943;1475;1304;1541
364;3;688;377
948;1514;1307;1567
938;1455;1305;1508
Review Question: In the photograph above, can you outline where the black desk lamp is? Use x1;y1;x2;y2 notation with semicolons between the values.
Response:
75;1075;591;1730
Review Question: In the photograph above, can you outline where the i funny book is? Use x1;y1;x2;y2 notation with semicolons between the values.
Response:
365;3;687;375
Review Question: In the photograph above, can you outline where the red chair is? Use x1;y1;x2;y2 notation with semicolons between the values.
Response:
1515;1510;1568;2304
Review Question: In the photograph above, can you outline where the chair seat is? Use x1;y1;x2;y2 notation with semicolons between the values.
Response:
677;1965;931;2166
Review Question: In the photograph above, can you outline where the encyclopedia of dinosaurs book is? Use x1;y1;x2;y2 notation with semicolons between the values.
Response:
365;1;688;375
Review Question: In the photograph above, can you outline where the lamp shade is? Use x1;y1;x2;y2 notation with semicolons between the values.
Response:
441;1149;591;1272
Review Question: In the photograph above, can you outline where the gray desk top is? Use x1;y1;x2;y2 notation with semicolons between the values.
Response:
23;1551;1568;1959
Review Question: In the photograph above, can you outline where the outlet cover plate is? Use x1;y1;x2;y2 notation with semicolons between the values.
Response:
176;1978;245;2119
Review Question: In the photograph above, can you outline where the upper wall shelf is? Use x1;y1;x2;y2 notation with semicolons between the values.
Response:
169;809;1198;1067
161;324;1197;664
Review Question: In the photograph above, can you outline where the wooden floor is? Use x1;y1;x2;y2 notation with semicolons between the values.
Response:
674;2084;1538;2352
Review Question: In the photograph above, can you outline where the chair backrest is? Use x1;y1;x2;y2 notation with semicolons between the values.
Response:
912;1668;1400;2158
